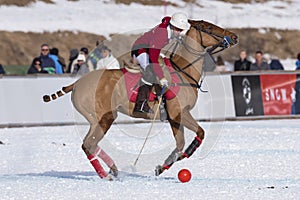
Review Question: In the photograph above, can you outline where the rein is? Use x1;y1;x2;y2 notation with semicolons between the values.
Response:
168;22;229;91
169;40;203;89
168;37;206;90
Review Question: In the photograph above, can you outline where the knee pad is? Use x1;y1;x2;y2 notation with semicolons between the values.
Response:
142;65;157;84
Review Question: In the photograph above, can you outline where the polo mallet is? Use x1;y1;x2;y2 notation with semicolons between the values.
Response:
133;85;166;168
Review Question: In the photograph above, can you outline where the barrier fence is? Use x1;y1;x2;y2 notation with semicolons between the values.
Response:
0;71;299;127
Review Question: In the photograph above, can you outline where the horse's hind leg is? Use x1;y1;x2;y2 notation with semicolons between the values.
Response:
82;111;118;179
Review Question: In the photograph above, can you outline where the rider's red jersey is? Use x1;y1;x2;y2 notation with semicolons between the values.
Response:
132;16;171;79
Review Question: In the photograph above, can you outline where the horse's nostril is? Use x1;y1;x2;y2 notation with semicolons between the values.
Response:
231;35;238;44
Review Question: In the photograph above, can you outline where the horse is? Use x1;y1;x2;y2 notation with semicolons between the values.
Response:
43;19;238;180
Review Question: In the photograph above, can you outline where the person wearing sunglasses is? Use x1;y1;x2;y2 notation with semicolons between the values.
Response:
27;57;48;74
30;44;56;74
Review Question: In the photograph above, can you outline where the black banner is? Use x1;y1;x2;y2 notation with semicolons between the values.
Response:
294;73;300;114
231;75;264;116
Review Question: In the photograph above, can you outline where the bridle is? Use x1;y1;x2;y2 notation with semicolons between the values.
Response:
169;21;232;90
195;20;232;54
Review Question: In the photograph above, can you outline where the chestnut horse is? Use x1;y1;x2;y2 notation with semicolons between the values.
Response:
43;20;238;180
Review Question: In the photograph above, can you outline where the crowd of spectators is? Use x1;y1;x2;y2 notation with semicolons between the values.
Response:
209;49;300;72
1;43;299;75
232;50;294;72
25;43;121;75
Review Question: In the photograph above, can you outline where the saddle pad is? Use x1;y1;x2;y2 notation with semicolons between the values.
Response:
122;58;180;102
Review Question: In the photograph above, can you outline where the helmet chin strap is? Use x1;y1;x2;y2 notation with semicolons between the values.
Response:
167;26;173;39
168;25;182;40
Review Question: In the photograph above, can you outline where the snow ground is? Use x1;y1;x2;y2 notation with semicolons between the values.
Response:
0;119;299;200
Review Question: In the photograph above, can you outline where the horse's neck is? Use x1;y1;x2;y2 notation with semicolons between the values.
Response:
172;31;204;83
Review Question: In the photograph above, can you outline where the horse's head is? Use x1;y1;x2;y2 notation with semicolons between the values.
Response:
187;20;238;51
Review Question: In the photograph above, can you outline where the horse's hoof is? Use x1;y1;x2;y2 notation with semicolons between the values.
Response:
155;165;164;176
109;164;119;177
103;174;114;181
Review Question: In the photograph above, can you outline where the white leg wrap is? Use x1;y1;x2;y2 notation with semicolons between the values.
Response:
93;146;102;157
141;78;153;86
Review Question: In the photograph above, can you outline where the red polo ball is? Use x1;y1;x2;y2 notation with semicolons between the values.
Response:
178;169;192;183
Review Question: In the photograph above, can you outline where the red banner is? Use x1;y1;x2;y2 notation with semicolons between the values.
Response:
260;74;296;115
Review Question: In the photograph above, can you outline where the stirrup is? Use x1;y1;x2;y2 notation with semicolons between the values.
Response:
134;100;154;114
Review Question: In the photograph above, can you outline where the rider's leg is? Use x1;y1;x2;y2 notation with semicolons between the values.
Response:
134;63;156;114
133;81;153;113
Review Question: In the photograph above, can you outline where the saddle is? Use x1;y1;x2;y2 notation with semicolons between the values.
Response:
122;58;180;103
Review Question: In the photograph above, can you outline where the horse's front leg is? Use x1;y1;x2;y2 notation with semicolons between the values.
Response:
179;109;204;159
155;117;185;176
155;110;204;176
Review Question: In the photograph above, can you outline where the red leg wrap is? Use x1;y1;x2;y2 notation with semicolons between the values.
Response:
94;147;115;168
87;154;108;178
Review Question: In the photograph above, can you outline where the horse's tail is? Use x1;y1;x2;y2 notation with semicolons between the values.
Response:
43;83;74;103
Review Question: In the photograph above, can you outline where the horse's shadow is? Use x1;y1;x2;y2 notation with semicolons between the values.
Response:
15;170;97;181
12;171;176;182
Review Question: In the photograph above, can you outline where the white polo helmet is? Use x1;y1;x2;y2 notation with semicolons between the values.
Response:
170;12;190;30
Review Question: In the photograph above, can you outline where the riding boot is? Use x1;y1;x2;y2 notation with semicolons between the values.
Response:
154;84;168;121
134;84;154;114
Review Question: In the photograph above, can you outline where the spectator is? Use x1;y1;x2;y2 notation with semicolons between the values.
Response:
27;57;48;74
49;48;64;74
234;50;251;71
269;58;284;70
96;45;120;70
0;64;5;74
36;44;56;74
54;47;66;72
250;51;270;71
295;53;300;70
80;47;94;72
72;54;89;76
214;55;226;72
66;48;79;73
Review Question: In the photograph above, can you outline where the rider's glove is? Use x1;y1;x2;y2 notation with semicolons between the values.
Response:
160;78;168;87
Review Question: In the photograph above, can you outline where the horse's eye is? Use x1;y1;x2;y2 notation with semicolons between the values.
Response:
232;35;238;40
